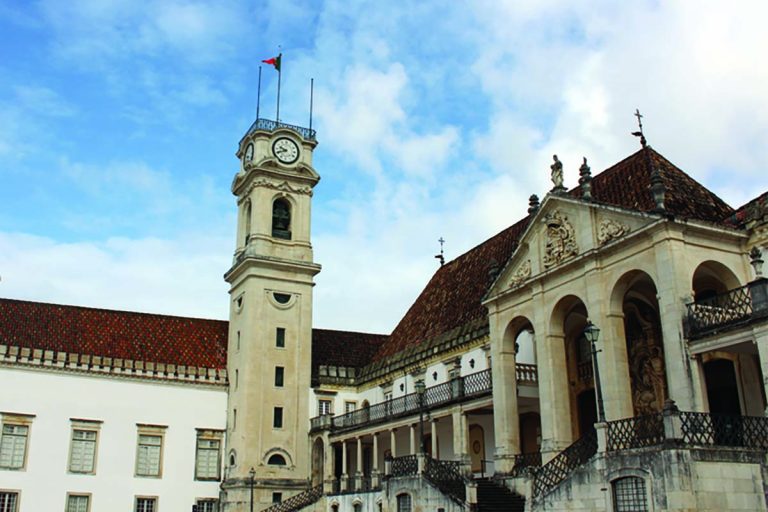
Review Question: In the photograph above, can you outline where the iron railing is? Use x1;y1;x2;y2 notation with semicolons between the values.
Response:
606;413;665;452
685;283;763;337
532;429;597;499
241;118;317;142
680;412;768;449
259;485;322;512
322;369;494;433
424;456;467;504
509;451;542;477
390;455;418;477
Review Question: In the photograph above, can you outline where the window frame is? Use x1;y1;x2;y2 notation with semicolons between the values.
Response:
396;493;412;512
344;401;357;414
318;399;332;416
611;475;649;512
194;429;223;482
0;490;20;512
275;327;286;348
275;366;285;388
67;419;101;475
273;407;284;429
65;493;91;512
134;495;158;512
195;498;219;512
134;425;166;478
0;413;34;471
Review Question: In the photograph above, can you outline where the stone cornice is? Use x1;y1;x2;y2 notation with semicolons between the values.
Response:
0;344;228;388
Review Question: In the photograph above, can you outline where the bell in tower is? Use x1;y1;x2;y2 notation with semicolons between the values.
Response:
222;118;321;511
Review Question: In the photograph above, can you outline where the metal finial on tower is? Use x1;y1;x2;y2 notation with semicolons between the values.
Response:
435;237;445;266
632;108;647;148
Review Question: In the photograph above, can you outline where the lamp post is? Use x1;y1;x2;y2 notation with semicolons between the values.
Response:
415;379;426;454
584;321;606;423
249;467;255;512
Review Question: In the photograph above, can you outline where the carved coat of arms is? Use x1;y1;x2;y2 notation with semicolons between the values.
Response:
543;210;578;268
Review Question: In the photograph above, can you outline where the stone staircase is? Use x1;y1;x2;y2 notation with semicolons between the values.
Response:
476;478;526;512
259;485;323;512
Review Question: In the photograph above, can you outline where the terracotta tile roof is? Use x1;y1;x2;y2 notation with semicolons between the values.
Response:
0;298;228;369
369;147;735;364
728;191;768;227
311;329;388;369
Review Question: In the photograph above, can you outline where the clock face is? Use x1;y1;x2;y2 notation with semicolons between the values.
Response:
272;137;299;164
244;143;254;162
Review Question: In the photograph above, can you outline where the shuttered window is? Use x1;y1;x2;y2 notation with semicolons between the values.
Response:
195;438;221;480
136;434;162;477
0;424;28;469
69;430;97;473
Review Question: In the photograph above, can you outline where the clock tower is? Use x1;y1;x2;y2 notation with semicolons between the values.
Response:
221;119;320;511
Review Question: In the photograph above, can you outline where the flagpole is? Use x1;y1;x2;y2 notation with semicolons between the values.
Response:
276;55;282;123
309;78;314;132
256;66;262;120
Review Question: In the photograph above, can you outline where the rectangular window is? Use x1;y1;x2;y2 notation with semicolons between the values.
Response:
195;430;223;481
275;366;285;387
66;494;90;512
69;428;98;473
273;407;283;429
135;497;157;512
196;499;218;512
345;401;356;414
272;493;282;504
0;424;29;469
318;400;332;416
276;327;286;348
0;492;18;512
135;425;166;478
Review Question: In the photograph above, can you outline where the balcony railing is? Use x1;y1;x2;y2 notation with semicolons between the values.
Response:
317;369;493;434
241;118;316;142
312;365;539;434
686;279;768;338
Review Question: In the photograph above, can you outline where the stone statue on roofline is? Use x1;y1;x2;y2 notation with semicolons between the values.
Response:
550;154;566;194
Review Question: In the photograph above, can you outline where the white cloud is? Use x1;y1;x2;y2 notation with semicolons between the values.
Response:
0;231;230;320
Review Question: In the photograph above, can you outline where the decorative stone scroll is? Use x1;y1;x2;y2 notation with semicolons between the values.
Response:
598;218;630;245
247;178;313;196
509;260;531;288
542;210;579;268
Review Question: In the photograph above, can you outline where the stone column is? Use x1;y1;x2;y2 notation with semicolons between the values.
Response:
355;436;363;489
431;419;439;458
372;432;381;487
598;311;634;420
452;408;470;473
323;437;334;494
490;313;520;473
390;428;397;458
410;424;417;454
340;440;349;491
538;333;573;461
753;327;768;414
654;234;700;410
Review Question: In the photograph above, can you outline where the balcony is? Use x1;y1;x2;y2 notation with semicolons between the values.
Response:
240;118;316;143
685;278;768;339
311;365;538;434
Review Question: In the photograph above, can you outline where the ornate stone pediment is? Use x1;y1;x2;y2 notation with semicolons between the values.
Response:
246;177;313;196
509;260;531;288
598;218;630;245
542;210;578;268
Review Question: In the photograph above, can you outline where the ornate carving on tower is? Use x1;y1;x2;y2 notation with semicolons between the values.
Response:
509;260;531;288
598;218;630;245
542;210;578;268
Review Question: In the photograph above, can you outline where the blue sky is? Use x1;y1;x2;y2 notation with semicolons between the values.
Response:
1;0;767;332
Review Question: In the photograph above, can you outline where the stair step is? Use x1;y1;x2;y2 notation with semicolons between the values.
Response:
476;478;526;512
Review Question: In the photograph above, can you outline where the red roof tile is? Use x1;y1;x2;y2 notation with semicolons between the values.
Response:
0;298;228;369
311;329;388;369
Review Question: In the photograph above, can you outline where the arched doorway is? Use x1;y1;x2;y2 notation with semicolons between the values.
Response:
311;437;325;486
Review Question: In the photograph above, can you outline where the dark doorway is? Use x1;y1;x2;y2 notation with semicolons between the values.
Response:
704;359;742;446
577;389;597;437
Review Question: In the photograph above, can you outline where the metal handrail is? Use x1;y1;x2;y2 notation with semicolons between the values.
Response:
686;283;754;337
241;118;316;142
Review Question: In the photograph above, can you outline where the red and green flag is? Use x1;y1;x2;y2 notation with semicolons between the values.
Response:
262;53;281;72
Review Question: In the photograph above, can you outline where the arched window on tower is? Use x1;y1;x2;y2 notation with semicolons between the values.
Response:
267;454;287;466
272;198;291;240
